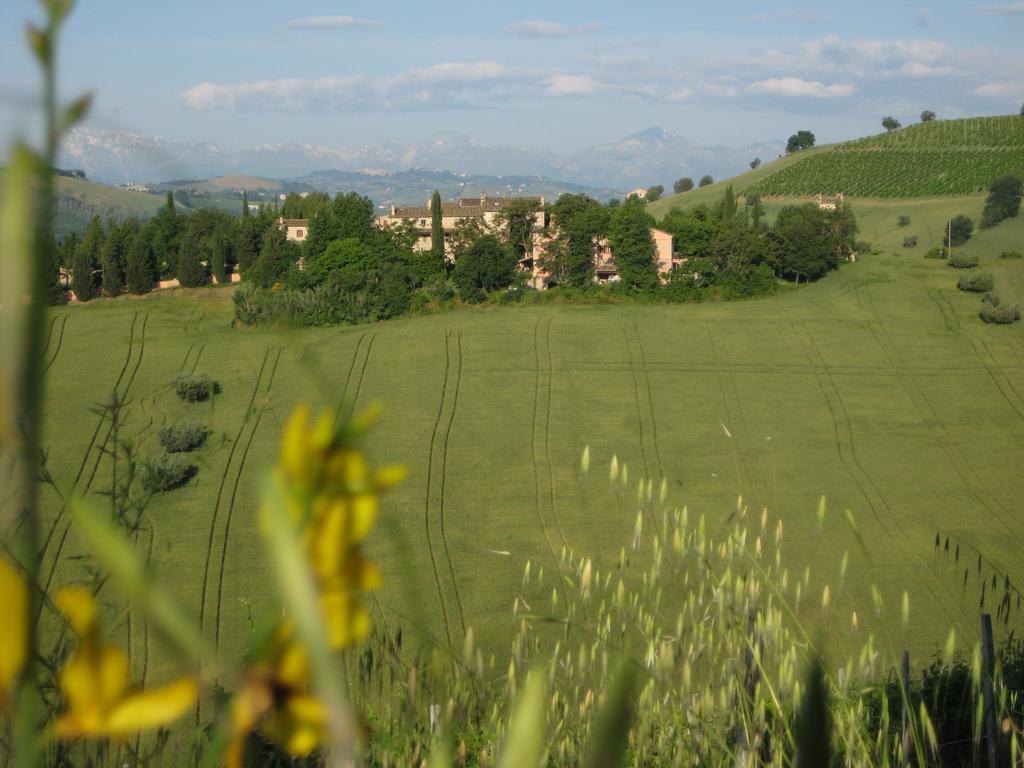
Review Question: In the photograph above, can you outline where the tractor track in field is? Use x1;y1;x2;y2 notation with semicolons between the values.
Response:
708;325;772;512
623;326;652;484
541;318;569;551
793;321;967;635
705;323;759;509
39;311;149;603
862;296;1024;553
631;321;665;482
530;320;560;563
197;348;272;639
334;333;376;426
42;314;68;378
929;284;1024;423
438;331;467;636
214;347;282;651
423;331;456;646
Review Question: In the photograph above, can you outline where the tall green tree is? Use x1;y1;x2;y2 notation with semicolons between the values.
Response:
304;192;376;259
607;197;658;290
452;234;517;302
47;234;66;305
768;204;853;281
645;185;665;203
210;228;229;284
497;198;542;262
546;194;608;287
673;177;694;194
125;230;156;294
100;224;125;296
249;227;300;288
176;227;209;288
721;185;737;221
981;175;1023;229
430;190;445;263
881;116;901;132
699;175;714;187
71;216;103;301
151;190;181;278
242;190;250;219
786;130;815;154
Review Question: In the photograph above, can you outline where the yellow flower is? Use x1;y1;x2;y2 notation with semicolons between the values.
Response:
53;587;197;739
0;558;28;711
267;405;404;651
224;626;328;768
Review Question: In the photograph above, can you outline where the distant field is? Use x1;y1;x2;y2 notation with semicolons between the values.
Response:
16;215;1024;765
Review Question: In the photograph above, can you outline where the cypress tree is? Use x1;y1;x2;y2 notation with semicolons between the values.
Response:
100;228;125;296
607;197;658;291
722;185;737;221
242;190;250;219
176;230;209;288
47;234;66;305
125;231;156;294
210;229;228;284
71;217;103;301
430;190;444;261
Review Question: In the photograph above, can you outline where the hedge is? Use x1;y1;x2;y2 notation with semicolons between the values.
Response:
957;272;994;292
158;420;208;453
172;373;220;403
141;453;196;492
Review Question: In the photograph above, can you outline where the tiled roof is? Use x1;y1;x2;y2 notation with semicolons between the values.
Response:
280;219;309;227
387;196;542;220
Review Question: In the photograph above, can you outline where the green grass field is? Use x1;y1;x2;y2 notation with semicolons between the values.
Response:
15;212;1024;729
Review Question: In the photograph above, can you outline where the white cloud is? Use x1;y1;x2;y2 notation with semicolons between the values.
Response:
544;75;603;96
502;20;603;39
284;15;384;29
747;77;856;98
412;61;512;82
976;1;1024;14
973;82;1024;100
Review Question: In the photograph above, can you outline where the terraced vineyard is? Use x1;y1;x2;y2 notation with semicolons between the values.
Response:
745;115;1024;199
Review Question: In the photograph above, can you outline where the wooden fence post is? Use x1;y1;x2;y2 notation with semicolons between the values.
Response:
900;650;914;768
981;613;1000;768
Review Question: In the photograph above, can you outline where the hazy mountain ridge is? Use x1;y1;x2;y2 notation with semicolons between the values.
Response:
60;127;784;190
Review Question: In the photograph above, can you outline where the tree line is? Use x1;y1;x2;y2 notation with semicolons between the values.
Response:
53;185;860;325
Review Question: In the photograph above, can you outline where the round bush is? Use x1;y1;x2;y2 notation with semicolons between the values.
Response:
902;236;918;248
172;373;220;403
947;253;979;269
983;292;1001;307
923;246;946;260
141;453;196;492
158;420;208;453
957;271;994;292
980;303;1021;325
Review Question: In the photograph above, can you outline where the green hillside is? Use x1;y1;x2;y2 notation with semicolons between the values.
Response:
746;115;1024;199
51;175;169;235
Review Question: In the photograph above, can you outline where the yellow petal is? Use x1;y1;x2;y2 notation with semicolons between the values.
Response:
59;646;130;726
274;640;310;689
373;464;408;489
280;405;311;478
261;694;327;756
0;558;27;700
310;409;335;452
54;586;97;638
320;591;371;650
103;678;198;736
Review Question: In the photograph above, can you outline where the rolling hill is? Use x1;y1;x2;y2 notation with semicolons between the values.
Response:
650;115;1024;214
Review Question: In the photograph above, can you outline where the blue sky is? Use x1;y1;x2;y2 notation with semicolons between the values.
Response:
2;0;1023;153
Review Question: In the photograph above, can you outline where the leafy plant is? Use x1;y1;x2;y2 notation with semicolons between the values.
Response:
947;253;979;268
903;235;918;248
999;250;1023;260
957;271;993;292
141;453;196;492
980;302;1021;324
157;420;208;453
172;372;220;402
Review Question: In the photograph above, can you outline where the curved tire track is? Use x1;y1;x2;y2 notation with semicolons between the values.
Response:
437;331;467;636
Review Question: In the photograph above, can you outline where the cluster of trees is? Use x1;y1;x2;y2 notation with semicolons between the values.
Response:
981;175;1023;229
659;185;858;295
61;191;286;303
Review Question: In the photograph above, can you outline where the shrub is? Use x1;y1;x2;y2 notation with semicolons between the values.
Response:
903;236;918;248
158;420;208;453
983;292;1001;307
898;215;910;227
172;373;220;402
957;271;993;292
1000;250;1023;260
944;215;973;247
141;453;196;492
980;303;1021;324
980;175;1022;229
947;253;979;268
923;246;946;260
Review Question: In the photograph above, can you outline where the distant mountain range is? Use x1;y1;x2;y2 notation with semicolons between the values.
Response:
60;127;785;192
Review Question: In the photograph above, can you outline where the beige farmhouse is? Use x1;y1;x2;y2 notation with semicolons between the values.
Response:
377;193;547;254
279;218;310;243
289;195;678;288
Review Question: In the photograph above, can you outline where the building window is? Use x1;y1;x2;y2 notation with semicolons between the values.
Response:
420;219;427;226
297;230;304;239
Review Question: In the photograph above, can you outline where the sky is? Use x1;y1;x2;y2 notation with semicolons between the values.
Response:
1;0;1023;154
